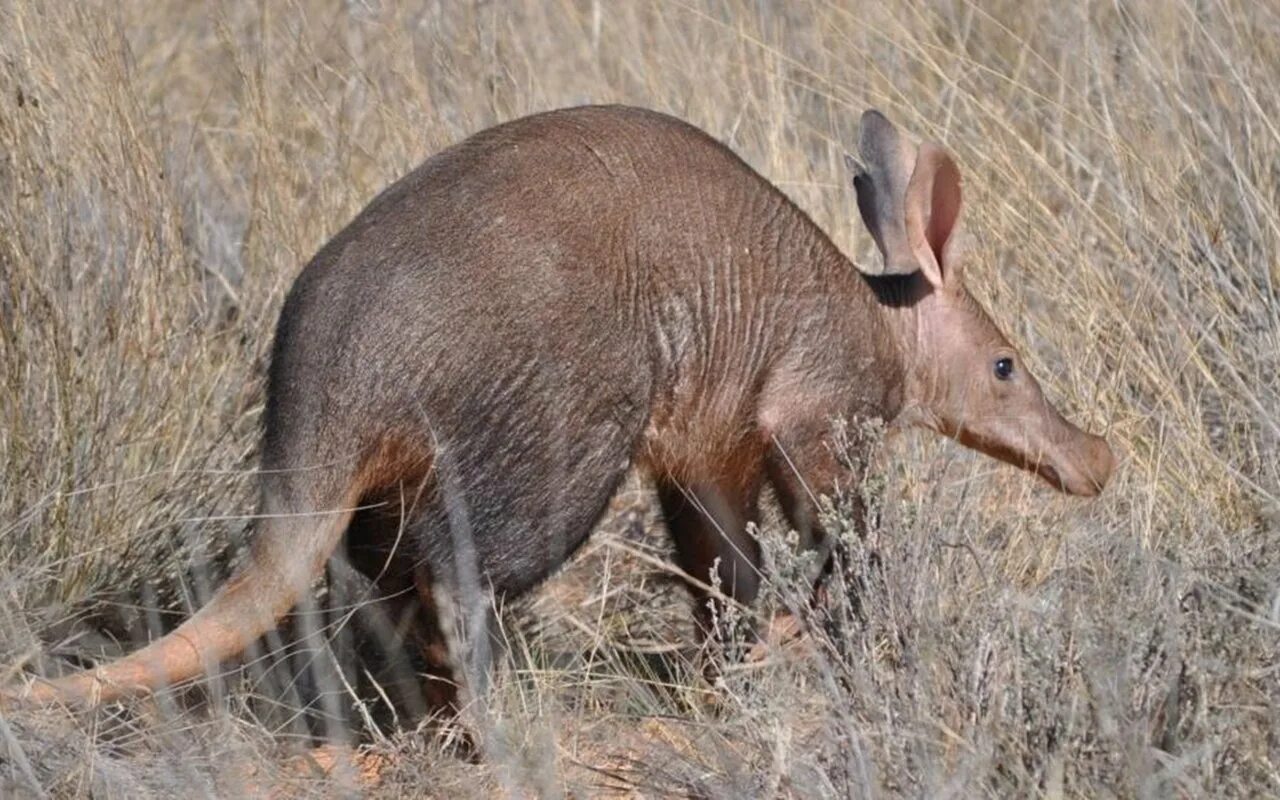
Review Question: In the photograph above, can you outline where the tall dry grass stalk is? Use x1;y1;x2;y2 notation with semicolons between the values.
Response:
1;1;1276;797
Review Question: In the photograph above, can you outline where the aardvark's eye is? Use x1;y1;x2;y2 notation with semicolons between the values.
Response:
994;357;1014;380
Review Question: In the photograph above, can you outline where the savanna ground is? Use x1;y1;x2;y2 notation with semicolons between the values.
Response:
1;1;1278;797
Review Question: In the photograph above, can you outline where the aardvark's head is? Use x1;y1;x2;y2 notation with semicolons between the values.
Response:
851;110;1113;496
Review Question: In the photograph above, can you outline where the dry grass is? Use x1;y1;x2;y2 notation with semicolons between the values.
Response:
1;0;1278;797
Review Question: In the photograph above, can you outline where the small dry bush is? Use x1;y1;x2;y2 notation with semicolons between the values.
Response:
1;1;1277;797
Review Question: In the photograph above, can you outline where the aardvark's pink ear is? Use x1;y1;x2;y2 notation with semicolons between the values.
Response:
851;110;966;289
904;141;964;289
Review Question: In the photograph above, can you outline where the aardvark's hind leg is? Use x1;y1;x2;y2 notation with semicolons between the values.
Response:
657;461;765;647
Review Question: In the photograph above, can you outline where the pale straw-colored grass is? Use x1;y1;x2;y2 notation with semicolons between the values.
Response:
1;1;1276;796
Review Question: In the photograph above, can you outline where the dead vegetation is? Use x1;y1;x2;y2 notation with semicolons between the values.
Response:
1;1;1277;797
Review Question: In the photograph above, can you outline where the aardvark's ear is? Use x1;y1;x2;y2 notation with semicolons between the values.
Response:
904;141;964;290
850;110;966;289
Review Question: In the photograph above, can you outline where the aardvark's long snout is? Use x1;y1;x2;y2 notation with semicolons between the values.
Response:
1038;430;1114;497
957;409;1115;497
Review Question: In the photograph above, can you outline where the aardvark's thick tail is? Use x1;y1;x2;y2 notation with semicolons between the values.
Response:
11;490;358;708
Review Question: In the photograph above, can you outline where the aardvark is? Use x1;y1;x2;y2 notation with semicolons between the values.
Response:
12;105;1113;713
